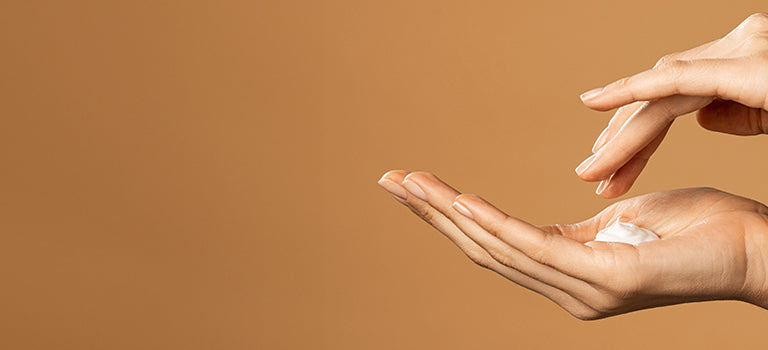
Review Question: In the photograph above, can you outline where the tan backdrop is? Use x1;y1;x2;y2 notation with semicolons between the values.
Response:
2;1;768;349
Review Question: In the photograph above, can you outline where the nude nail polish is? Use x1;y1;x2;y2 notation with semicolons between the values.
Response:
595;179;609;195
575;154;597;176
378;178;407;201
402;180;427;201
580;87;604;101
452;201;474;219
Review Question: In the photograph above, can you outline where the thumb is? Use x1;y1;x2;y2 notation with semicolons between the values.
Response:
696;99;768;135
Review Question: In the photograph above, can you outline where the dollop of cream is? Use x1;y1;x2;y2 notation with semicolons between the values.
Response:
592;221;660;246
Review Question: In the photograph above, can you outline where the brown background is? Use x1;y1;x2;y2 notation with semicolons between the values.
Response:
2;0;768;349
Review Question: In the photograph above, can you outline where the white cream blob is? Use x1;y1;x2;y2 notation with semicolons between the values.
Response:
592;221;660;246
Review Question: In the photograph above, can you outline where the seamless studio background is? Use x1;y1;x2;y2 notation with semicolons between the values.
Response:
2;0;768;349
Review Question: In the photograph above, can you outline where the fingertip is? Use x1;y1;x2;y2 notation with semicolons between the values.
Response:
597;188;622;199
401;177;427;201
580;87;604;101
584;103;618;112
402;170;435;184
454;193;483;206
453;194;486;216
580;88;624;112
378;171;409;202
578;170;610;183
575;163;612;183
379;169;409;183
454;194;510;225
596;172;634;199
451;200;474;219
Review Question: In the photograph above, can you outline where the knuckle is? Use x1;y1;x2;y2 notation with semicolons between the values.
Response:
662;60;689;91
482;214;511;238
465;249;492;269
486;246;516;268
694;186;718;194
746;31;766;41
408;202;434;222
656;100;678;121
742;13;768;32
654;54;678;68
742;32;768;50
611;76;631;89
528;234;554;264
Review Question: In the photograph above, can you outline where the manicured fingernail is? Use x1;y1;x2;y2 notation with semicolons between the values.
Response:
592;126;610;153
595;178;610;195
378;177;407;201
452;200;474;219
575;153;597;176
402;180;427;201
580;87;604;101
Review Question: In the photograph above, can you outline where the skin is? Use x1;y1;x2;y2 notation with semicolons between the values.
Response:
377;14;768;319
576;13;768;198
378;170;768;319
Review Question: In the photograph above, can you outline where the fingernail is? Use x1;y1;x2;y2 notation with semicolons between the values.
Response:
595;178;610;195
591;126;610;153
580;87;604;101
378;177;408;201
575;154;597;176
452;200;474;219
402;180;427;201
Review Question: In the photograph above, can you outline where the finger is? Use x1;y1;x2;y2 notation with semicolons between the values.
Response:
589;37;726;155
592;102;644;153
393;172;600;317
596;123;671;199
580;14;762;112
382;170;478;249
580;40;721;113
403;172;576;286
577;95;708;182
401;173;585;285
452;193;598;282
697;99;768;135
581;58;761;111
378;170;409;203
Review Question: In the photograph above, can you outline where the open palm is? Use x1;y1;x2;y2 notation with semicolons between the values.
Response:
378;170;768;319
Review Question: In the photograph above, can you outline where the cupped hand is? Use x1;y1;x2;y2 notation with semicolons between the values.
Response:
378;170;768;319
576;13;768;198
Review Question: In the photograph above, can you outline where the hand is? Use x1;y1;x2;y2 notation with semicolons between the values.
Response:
576;13;768;198
378;170;768;319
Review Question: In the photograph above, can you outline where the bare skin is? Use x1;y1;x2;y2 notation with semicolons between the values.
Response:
377;13;768;319
576;13;768;198
378;170;768;319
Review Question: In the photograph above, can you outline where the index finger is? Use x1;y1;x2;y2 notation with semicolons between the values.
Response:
581;58;756;111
